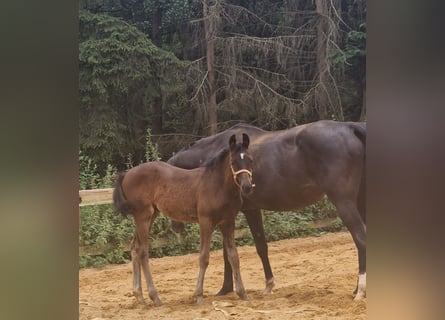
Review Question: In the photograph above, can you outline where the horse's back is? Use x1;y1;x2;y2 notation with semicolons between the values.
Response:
240;120;366;210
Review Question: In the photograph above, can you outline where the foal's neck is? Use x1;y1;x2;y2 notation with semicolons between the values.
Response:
204;153;239;193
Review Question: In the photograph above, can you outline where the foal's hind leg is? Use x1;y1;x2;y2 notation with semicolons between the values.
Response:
194;217;214;305
133;207;162;306
130;235;145;304
220;220;248;300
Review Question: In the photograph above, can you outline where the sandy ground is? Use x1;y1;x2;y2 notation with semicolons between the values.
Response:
79;232;366;319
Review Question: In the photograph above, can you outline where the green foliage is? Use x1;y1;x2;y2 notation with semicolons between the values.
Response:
331;19;366;64
144;128;161;162
79;10;188;172
298;195;338;221
79;204;135;268
79;150;100;189
263;211;314;241
78;156;133;268
79;150;117;189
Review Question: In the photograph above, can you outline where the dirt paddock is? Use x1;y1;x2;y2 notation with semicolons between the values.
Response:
79;232;366;319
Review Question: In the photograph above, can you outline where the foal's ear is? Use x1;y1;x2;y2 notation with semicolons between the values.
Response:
242;133;250;148
229;134;237;149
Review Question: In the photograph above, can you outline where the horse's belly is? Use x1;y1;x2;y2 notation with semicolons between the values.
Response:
243;186;324;211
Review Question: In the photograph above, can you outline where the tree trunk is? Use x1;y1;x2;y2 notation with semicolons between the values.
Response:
203;0;217;135
150;1;163;135
315;0;329;120
150;2;162;47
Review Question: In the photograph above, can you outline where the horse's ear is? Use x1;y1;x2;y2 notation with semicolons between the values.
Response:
229;134;237;149
242;133;250;148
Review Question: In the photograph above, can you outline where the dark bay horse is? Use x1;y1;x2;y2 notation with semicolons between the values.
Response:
168;120;366;300
113;134;254;305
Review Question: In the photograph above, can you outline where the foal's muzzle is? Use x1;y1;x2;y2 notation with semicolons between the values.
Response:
241;182;253;195
232;167;255;195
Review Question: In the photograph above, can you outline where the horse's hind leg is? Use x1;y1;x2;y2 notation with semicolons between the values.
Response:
244;209;275;295
133;207;162;306
216;244;234;296
328;193;366;300
217;209;274;296
220;220;248;300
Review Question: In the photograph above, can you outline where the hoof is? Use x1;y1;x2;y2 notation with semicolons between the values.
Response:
353;291;366;301
215;286;233;296
133;291;146;305
148;290;162;306
263;277;275;295
196;295;204;305
353;273;366;301
151;296;162;306
238;292;248;300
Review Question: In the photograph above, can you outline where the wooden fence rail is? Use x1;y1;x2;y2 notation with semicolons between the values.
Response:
79;188;114;206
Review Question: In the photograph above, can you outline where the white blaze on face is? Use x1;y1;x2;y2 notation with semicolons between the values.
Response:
240;153;245;160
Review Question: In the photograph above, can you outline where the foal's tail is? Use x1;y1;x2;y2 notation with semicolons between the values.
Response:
113;172;135;217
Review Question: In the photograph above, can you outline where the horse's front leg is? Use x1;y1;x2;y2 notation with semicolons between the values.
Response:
220;219;248;300
244;209;275;295
195;217;214;305
134;208;162;306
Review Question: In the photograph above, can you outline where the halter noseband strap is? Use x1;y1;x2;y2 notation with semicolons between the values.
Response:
231;166;255;188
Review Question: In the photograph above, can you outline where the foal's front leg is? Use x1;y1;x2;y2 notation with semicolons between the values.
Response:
194;218;214;305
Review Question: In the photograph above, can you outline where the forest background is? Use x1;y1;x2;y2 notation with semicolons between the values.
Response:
78;0;366;267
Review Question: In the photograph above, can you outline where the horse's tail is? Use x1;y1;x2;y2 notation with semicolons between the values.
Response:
350;122;366;224
113;172;135;217
351;122;366;147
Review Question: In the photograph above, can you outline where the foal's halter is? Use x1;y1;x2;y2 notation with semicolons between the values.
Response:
231;166;255;188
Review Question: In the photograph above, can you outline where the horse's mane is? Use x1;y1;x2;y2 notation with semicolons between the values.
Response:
201;148;230;168
168;124;262;165
173;124;263;153
167;141;197;164
230;123;264;131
